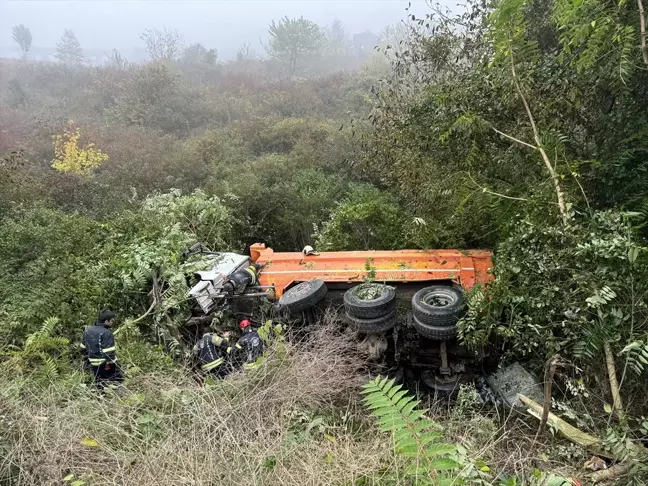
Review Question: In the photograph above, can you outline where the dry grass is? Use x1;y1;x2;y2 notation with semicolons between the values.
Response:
0;316;590;485
0;322;398;486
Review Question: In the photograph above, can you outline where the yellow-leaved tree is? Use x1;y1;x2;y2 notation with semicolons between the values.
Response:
51;121;108;175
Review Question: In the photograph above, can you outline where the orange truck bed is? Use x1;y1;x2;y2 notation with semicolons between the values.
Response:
249;244;493;298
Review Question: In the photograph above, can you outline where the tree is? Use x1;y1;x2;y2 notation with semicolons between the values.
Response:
55;29;84;65
181;43;217;65
105;49;129;70
236;42;256;62
141;27;183;62
266;16;323;76
51;121;108;175
12;24;32;58
326;19;348;55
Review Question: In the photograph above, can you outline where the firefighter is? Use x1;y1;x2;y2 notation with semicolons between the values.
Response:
235;319;264;370
192;331;231;377
80;309;123;386
222;263;263;296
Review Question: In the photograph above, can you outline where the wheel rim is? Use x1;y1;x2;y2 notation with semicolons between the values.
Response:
421;289;457;308
286;281;313;299
420;370;461;393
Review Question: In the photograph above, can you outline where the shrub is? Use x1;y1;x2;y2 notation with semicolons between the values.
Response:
460;210;648;377
317;184;409;250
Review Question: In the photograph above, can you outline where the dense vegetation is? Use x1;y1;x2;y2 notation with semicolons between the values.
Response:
1;0;648;483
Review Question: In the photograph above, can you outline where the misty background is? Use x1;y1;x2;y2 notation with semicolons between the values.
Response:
0;0;455;62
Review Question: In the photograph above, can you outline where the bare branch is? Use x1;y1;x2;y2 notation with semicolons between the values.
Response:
467;172;529;201
491;126;537;150
604;342;625;422
535;355;561;439
509;40;569;225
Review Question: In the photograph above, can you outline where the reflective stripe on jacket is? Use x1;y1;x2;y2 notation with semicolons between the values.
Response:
193;334;229;371
82;323;116;366
245;266;257;285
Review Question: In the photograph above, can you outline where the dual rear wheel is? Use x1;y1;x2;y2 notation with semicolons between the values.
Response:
278;279;466;341
344;283;397;332
344;283;465;340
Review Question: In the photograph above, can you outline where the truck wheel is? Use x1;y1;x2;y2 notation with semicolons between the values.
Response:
411;285;465;327
278;279;327;313
420;370;461;396
412;316;458;340
344;283;396;319
345;309;397;333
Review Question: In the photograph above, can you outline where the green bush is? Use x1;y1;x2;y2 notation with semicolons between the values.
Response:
0;207;108;345
317;184;408;250
460;210;648;375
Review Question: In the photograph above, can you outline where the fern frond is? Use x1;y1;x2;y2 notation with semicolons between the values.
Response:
362;376;461;481
42;355;59;381
25;317;60;347
620;340;648;376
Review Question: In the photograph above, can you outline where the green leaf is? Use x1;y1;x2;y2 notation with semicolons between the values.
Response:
430;458;461;470
400;445;423;457
63;474;74;482
71;481;85;486
401;399;420;417
391;389;409;405
379;417;408;431
386;382;403;398
476;459;491;472
426;443;457;456
80;437;98;447
408;409;428;422
263;456;277;469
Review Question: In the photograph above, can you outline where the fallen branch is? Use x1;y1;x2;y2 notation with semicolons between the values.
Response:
519;394;615;459
130;300;157;325
591;462;631;483
521;394;648;463
603;342;624;422
491;126;537;150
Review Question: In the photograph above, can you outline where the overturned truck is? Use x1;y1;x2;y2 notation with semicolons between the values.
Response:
187;243;494;394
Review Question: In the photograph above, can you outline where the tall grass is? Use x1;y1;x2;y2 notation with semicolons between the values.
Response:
0;323;397;485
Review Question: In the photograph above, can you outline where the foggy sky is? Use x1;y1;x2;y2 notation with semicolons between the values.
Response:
0;0;457;59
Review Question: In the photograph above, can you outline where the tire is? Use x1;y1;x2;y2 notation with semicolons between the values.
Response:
411;285;465;327
278;279;328;313
344;283;396;319
345;309;397;333
412;315;458;340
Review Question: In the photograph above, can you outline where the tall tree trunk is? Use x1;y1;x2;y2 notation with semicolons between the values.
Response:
639;0;648;65
509;45;569;226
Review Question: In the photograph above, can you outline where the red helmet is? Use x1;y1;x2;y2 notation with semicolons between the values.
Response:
239;319;251;329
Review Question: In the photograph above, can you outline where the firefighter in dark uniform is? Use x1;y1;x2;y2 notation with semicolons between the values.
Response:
80;309;123;386
192;331;231;377
223;263;263;296
235;319;264;370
